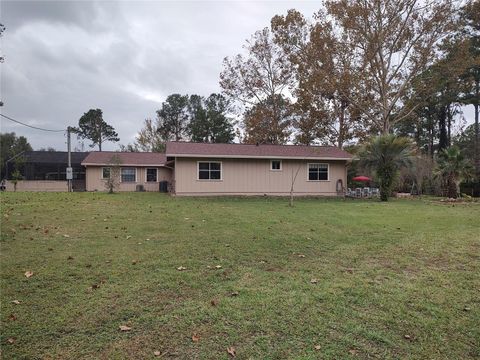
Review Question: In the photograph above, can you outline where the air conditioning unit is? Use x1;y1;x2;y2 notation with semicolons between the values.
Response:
135;184;145;192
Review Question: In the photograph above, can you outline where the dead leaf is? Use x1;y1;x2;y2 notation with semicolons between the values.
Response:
348;349;358;355
215;265;222;269
227;346;236;357
153;350;161;356
63;234;70;238
7;338;15;344
211;299;218;306
314;345;321;350
24;271;34;278
126;235;132;240
9;314;17;321
119;325;132;331
404;334;411;340
132;260;137;265
177;266;187;271
192;334;200;342
67;256;74;260
463;306;471;311
12;300;21;305
345;268;354;274
230;291;239;297
298;254;306;258
310;278;318;284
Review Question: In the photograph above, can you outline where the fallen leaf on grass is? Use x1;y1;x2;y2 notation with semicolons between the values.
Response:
215;265;222;269
7;338;15;344
63;234;70;238
298;254;306;258
314;345;321;350
12;300;21;305
24;271;34;278
119;325;132;331
348;349;358;355
344;268;354;274
310;278;318;284
126;235;132;240
404;334;411;340
9;314;17;321
211;299;218;306
153;350;161;356
67;256;74;260
463;306;471;311
230;291;239;297
192;334;200;342
177;266;187;271
227;346;236;357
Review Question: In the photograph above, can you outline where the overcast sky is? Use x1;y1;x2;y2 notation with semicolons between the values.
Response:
0;0;475;151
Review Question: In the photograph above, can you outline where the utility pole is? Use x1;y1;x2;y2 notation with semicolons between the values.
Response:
67;127;72;192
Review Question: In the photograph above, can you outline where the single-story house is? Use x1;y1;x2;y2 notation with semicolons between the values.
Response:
164;142;352;196
9;142;351;195
81;152;172;192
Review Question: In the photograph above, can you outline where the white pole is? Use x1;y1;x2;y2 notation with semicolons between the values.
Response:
67;127;72;192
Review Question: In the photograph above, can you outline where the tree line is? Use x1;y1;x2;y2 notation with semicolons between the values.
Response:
121;93;235;152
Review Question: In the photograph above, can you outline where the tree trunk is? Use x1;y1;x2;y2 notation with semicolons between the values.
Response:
438;106;448;152
475;78;479;176
447;105;452;147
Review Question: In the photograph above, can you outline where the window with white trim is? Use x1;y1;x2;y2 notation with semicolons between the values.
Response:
121;167;136;182
146;168;157;182
198;162;221;180
308;163;329;181
270;160;282;171
102;167;110;179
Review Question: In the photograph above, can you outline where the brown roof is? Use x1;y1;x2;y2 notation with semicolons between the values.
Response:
166;142;352;160
81;151;167;166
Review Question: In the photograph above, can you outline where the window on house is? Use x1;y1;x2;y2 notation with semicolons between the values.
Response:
146;168;157;182
102;167;110;179
198;162;221;180
270;160;282;171
308;163;329;181
121;167;136;182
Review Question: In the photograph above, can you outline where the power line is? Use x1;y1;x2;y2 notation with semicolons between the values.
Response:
0;113;66;132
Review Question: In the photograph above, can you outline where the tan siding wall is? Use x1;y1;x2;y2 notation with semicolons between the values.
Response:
5;180;68;192
174;158;347;196
85;166;172;192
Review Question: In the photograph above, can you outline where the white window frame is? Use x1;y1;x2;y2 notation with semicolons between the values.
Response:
270;160;282;171
307;163;330;182
101;167;110;179
120;167;137;183
197;161;223;181
145;168;158;182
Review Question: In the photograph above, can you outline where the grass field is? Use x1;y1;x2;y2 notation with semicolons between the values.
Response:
0;192;479;359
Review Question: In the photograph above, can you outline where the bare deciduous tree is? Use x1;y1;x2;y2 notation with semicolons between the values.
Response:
104;155;121;194
325;0;457;133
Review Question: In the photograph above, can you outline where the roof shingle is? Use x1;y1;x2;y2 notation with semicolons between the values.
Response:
166;142;352;160
81;152;167;166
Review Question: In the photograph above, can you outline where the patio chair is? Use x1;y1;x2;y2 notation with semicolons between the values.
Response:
371;188;379;197
355;188;362;198
363;187;370;198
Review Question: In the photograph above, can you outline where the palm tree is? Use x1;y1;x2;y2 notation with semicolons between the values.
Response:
359;135;414;201
436;146;474;198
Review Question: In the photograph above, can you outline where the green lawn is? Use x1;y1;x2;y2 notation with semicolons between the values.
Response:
0;193;479;359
